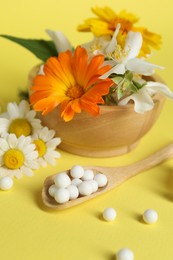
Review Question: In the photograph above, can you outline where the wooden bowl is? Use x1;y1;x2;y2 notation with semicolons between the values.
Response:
28;67;165;157
33;74;165;157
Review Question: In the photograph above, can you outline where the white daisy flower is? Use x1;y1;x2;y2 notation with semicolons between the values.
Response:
0;100;42;137
0;134;39;179
32;127;61;167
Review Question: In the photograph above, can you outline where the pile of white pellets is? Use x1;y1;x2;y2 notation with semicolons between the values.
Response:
48;165;108;204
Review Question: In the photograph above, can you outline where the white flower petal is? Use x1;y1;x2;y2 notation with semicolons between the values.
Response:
44;129;56;142
124;32;142;60
44;153;57;165
126;58;164;75
46;30;72;53
7;134;18;148
25;110;36;120
146;81;173;98
47;150;61;159
23;145;37;157
14;169;23;179
25;151;38;161
24;160;39;170
105;23;121;54
21;166;34;177
37;157;47;167
0;138;9;151
100;63;126;79
38;127;49;141
19;100;30;116
7;102;19;119
119;87;154;113
47;138;61;148
0;118;9;134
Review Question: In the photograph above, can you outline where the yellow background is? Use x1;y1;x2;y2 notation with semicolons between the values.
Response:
0;0;173;259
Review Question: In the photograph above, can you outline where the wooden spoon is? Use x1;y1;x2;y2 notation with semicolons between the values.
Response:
42;143;173;210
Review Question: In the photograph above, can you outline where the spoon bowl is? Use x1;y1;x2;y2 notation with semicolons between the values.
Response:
42;143;173;210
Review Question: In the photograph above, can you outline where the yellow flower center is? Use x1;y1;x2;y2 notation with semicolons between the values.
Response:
66;85;85;99
109;18;133;34
34;139;46;157
9;118;32;137
3;149;25;169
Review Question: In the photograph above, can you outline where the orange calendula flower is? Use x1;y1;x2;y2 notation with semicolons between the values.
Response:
77;6;161;57
30;46;113;122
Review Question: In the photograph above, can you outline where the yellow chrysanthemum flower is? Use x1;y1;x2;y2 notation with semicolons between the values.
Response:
77;6;161;57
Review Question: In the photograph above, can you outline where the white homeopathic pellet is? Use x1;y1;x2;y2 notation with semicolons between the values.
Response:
116;248;134;260
66;185;79;200
78;181;93;196
71;178;82;186
82;169;94;181
94;173;107;187
143;209;158;224
54;188;70;204
70;165;84;179
0;176;13;190
102;207;117;222
48;184;57;197
88;180;98;193
54;172;71;188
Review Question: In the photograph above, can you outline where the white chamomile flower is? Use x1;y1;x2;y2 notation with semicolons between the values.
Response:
0;134;39;179
0;100;42;137
32;127;61;167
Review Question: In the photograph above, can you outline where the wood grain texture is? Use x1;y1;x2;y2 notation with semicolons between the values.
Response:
42;143;173;210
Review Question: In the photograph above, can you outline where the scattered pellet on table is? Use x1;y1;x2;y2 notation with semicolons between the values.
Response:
102;207;117;222
142;209;158;224
116;248;134;260
0;176;13;191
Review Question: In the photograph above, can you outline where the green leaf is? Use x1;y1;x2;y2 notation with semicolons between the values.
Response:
0;34;58;62
111;76;123;85
133;79;147;90
124;70;133;81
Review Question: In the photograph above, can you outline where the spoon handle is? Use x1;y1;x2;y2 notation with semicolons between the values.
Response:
104;143;173;187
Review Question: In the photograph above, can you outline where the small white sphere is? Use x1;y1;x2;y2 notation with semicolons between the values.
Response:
143;209;158;224
71;178;82;186
48;184;57;197
70;165;84;179
102;208;117;222
54;172;71;188
82;169;94;181
94;173;107;187
78;181;93;196
66;185;79;200
54;188;70;204
0;176;13;190
88;180;98;193
116;248;134;260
